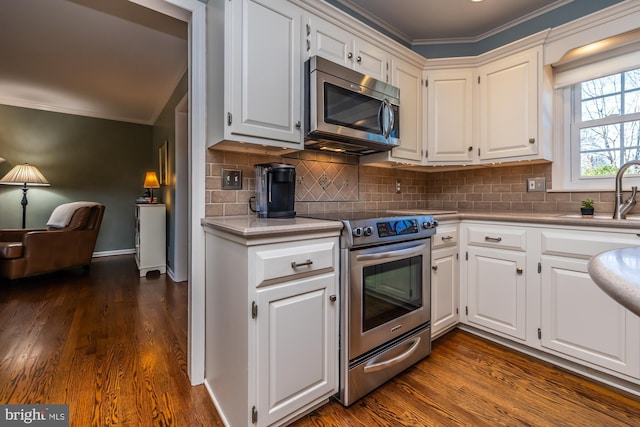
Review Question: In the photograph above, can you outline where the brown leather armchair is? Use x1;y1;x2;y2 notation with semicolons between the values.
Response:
0;203;105;280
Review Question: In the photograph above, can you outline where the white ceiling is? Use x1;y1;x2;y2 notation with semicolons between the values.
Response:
0;0;187;125
0;0;574;125
335;0;570;44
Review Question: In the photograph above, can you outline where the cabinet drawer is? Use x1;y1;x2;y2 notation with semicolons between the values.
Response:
467;225;526;251
254;239;336;286
541;230;640;259
433;226;458;249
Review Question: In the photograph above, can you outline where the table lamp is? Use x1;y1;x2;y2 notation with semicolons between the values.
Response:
0;163;50;228
144;171;160;203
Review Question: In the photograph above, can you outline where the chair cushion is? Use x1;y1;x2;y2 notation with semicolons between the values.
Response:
66;207;91;230
0;242;23;259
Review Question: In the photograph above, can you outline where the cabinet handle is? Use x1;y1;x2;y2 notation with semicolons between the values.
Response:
356;56;362;63
306;39;310;51
329;295;337;302
432;265;438;271
529;138;536;144
291;259;313;268
347;52;353;59
516;268;523;275
441;236;453;241
306;23;310;36
484;236;502;242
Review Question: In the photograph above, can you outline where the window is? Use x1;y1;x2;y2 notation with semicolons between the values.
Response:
572;68;640;179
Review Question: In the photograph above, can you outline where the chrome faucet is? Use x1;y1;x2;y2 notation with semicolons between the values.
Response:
613;160;640;219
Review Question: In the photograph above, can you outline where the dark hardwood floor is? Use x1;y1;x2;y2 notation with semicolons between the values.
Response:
1;255;639;426
0;255;223;426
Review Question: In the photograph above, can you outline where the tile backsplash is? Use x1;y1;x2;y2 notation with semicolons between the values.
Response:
205;148;620;217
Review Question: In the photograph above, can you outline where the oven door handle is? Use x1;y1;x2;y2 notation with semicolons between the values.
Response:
356;243;426;262
363;337;422;374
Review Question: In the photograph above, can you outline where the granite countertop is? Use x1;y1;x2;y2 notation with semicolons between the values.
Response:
588;247;640;317
389;210;640;230
202;210;640;238
201;215;343;237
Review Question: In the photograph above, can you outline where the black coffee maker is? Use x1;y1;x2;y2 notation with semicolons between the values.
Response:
255;163;296;218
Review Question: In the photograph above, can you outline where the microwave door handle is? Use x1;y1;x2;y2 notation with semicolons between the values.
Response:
379;99;392;139
387;100;395;138
267;173;272;203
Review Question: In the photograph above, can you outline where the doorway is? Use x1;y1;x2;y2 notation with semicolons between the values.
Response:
130;0;207;385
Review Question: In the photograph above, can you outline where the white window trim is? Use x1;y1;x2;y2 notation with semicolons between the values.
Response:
551;68;640;192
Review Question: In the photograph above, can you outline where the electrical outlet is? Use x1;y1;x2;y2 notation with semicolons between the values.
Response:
222;169;242;190
526;177;546;192
396;180;401;193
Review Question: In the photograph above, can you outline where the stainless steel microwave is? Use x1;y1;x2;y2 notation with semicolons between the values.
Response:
304;56;400;155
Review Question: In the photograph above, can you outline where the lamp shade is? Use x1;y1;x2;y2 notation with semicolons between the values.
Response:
143;171;160;188
0;157;5;163
0;163;50;186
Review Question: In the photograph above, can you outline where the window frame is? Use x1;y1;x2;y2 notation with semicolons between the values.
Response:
553;70;640;192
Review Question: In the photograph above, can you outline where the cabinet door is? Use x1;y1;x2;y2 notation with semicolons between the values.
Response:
540;256;640;378
426;69;474;163
353;38;389;81
389;57;424;162
478;48;538;160
256;273;337;426
306;15;351;67
431;246;459;339
228;0;302;145
467;247;526;340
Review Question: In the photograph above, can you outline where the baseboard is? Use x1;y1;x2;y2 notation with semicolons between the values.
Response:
93;248;136;258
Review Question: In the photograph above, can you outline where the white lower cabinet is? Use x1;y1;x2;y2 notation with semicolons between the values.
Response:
539;229;640;380
467;246;527;340
256;273;337;426
460;221;640;386
431;224;459;338
204;229;339;427
463;223;528;341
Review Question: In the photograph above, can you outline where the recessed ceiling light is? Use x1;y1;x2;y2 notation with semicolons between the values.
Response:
471;0;484;2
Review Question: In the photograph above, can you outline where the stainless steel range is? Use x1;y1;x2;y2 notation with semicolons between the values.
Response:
302;211;438;406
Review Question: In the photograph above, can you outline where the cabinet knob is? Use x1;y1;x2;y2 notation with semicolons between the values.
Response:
295;120;302;128
356;56;362;63
529;138;536;144
432;265;438;271
468;146;473;152
329;295;337;302
516;268;523;275
347;52;353;59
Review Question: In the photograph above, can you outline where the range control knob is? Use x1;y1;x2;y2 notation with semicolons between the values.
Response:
352;227;363;237
422;219;439;229
363;226;374;236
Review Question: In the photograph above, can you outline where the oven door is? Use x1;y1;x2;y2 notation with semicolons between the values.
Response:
348;239;430;359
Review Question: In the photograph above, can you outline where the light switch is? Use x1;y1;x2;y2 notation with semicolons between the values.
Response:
222;169;242;190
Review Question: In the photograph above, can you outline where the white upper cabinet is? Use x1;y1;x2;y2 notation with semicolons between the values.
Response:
305;14;389;81
208;0;304;150
386;57;425;162
478;47;539;161
425;69;474;163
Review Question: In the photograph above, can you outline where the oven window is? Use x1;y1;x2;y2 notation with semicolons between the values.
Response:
324;83;382;134
362;255;422;332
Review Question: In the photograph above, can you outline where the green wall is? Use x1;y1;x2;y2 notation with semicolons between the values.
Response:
0;105;154;252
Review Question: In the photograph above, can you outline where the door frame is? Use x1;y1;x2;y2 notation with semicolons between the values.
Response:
129;0;206;385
